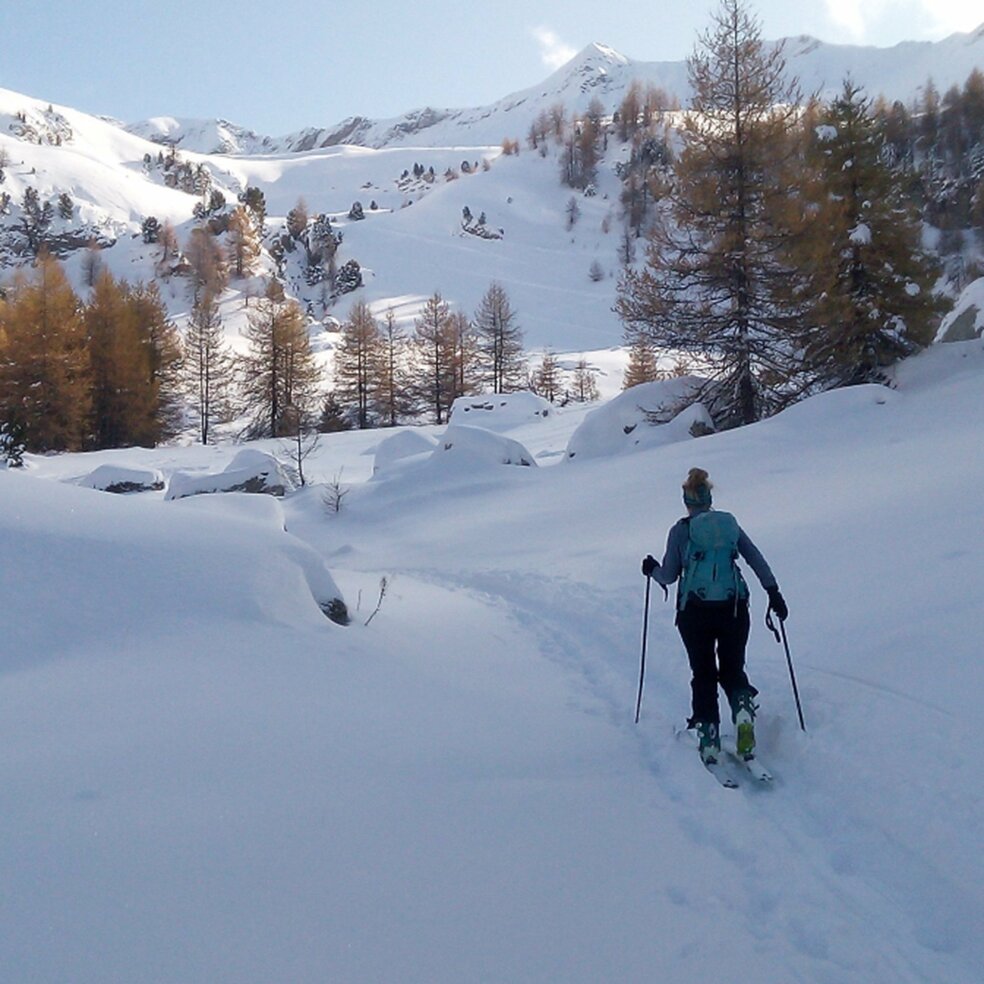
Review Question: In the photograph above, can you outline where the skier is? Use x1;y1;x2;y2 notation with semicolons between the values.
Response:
642;468;787;765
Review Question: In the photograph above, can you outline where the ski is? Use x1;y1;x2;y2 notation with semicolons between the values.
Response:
725;749;773;784
704;760;740;788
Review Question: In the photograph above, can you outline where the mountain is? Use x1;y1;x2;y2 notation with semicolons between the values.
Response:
124;27;984;154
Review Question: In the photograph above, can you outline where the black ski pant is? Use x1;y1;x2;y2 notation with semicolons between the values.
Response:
676;602;756;726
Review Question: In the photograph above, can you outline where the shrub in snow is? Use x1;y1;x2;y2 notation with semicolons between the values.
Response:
372;430;440;476
79;465;164;494
936;276;984;342
565;378;712;461
439;425;536;467
165;450;295;501
448;392;553;432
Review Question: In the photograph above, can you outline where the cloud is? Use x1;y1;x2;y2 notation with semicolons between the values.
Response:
531;26;578;70
823;0;981;41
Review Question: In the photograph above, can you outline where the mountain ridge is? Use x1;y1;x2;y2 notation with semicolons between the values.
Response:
121;26;984;155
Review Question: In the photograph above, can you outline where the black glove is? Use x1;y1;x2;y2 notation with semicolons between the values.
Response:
642;554;658;578
767;586;788;621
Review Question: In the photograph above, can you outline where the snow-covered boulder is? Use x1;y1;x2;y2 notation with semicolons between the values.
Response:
936;277;984;342
565;378;711;461
372;430;440;477
165;450;294;501
78;464;164;494
438;424;537;467
448;392;553;431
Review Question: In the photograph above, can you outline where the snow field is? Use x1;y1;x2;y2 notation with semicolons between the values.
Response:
1;341;983;982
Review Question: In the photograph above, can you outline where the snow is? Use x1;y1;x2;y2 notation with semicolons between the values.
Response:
2;338;983;983
936;275;984;341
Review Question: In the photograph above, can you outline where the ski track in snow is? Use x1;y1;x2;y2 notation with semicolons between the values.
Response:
386;563;982;984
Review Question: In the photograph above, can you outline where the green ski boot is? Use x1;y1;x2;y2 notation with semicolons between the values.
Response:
697;721;721;765
733;692;757;760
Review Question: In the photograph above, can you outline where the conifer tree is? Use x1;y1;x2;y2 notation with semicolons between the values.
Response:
183;286;235;444
377;308;413;426
411;292;457;424
333;299;383;429
623;332;662;388
796;80;942;386
531;350;563;403
473;282;525;393
86;270;158;448
125;281;183;443
226;205;261;279
241;282;321;438
0;253;90;450
616;0;805;427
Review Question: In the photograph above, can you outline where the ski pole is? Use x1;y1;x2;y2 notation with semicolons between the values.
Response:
767;610;806;732
635;576;652;724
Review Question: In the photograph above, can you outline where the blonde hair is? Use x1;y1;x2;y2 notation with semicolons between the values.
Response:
682;468;713;506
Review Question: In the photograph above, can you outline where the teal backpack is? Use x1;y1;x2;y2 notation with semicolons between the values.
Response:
679;510;749;609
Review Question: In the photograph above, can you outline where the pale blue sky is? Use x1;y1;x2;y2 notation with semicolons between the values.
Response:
1;0;979;135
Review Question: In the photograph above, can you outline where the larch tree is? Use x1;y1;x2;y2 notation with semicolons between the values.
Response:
411;292;458;424
86;270;158;448
333;299;383;429
183;286;235;445
473;281;525;393
0;253;90;450
616;0;806;428
226;205;261;279
240;281;321;438
376;308;414;427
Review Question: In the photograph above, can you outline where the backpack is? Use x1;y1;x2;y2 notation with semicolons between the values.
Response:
679;510;749;608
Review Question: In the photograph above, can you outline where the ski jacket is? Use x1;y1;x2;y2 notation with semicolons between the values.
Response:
652;507;777;611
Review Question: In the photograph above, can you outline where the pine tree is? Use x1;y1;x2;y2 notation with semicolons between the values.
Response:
616;0;805;427
241;282;321;438
796;80;942;387
183;287;235;444
473;281;525;393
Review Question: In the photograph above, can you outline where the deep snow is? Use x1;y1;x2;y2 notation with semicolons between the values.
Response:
2;339;982;983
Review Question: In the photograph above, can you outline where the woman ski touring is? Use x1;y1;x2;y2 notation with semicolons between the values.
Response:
641;468;787;765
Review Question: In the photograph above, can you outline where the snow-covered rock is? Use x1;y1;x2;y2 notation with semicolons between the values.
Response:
372;430;440;477
78;464;164;494
565;377;711;460
936;276;984;342
448;392;553;432
438;424;536;467
165;449;294;501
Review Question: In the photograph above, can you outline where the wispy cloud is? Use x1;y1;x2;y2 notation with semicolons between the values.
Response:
823;0;980;41
531;26;578;70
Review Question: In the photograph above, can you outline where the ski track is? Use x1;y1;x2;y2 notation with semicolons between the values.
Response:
402;565;983;984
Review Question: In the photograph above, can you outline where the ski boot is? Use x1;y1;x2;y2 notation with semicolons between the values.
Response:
696;721;721;765
732;692;757;760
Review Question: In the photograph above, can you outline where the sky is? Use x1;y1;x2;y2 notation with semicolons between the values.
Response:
1;0;980;136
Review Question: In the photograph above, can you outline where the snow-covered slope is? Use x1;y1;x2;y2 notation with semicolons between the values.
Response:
2;338;982;983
